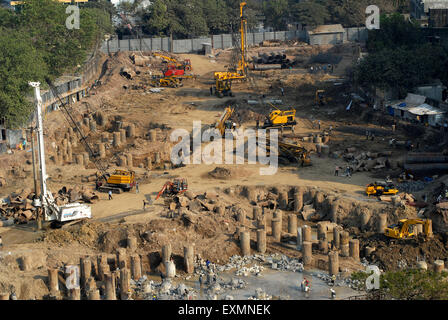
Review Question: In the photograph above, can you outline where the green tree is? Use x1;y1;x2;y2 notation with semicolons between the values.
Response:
0;30;48;128
291;1;329;27
262;0;289;30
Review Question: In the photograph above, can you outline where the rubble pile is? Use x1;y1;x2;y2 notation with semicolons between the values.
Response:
333;148;396;173
132;277;197;300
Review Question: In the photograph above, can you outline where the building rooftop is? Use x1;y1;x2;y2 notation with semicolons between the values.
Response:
307;24;345;35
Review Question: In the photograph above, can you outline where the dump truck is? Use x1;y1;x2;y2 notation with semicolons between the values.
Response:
385;218;433;240
262;104;297;131
366;181;399;196
96;169;136;194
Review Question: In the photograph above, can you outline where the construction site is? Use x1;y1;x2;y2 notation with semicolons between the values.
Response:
2;2;448;302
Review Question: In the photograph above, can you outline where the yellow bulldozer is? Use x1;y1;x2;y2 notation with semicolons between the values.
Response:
262;104;297;131
315;90;332;106
385;218;433;240
366;181;399;197
96;169;136;194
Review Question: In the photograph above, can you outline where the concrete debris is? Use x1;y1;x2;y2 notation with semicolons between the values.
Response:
396;180;428;193
248;288;272;300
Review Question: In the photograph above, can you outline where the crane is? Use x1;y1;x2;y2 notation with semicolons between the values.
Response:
29;82;91;225
213;2;248;97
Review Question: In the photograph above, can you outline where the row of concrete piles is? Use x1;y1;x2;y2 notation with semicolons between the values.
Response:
40;237;195;300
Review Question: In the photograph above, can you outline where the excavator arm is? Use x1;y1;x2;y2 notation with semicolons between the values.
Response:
156;182;172;200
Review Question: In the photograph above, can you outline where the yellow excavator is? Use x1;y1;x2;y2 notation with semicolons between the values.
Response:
385;219;433;240
153;52;192;72
96;169;136;194
215;106;235;136
262;138;311;167
262;103;297;131
214;2;248;97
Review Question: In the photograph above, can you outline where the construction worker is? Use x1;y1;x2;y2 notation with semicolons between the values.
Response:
345;166;351;178
318;120;321;130
280;87;284;96
143;200;149;210
136;182;139;194
232;122;237;131
256;118;260;129
108;190;113;200
366;130;369;140
329;125;333;135
331;274;336;286
0;235;2;248
330;288;336;299
334;166;339;176
210;87;213;96
371;133;375;141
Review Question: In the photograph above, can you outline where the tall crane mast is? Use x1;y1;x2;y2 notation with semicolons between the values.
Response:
29;82;91;224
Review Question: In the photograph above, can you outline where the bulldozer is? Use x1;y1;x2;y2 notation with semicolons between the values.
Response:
385;218;433;240
366;181;399;197
96;169;136;194
262;104;297;131
155;178;188;200
215;106;235;136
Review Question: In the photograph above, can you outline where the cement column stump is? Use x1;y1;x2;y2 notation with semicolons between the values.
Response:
82;152;89;166
165;260;176;278
434;260;444;273
96;111;105;126
360;212;371;231
334;227;342;249
236;226;245;239
118;155;127;167
293;189;303;212
125;153;133;167
364;246;375;256
149;129;157;142
105;273;116;300
0;294;9;300
86;277;97;293
349;239;360;261
83;117;90;128
257;215;266;230
183;246;194;274
98;263;110;282
101;132;109;142
117;249;127;269
19;255;32;271
416;224;423;235
69;288;81;300
329;251;339;276
377;214;387;234
88;289;100;300
240;231;251;256
271;218;281;242
80;258;92;289
319;239;328;254
120;129;127;144
154;152;161;164
317;222;327;240
113;131;121;147
127;236;137;251
278;191;288;210
48;268;59;294
145;157;152;169
256;229;266;254
417;261;428;270
302;225;312;242
296;227;303;250
288;214;297;234
237;210;246;226
76;154;84;166
302;241;313;266
330;203;338;223
215;206;225;215
340;231;350;257
273;210;282;221
130;254;142;280
126;124;135;138
253;207;262;221
162;244;172;262
98;143;106;159
120;269;131;300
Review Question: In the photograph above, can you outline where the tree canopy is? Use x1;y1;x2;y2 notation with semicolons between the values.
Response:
0;0;112;128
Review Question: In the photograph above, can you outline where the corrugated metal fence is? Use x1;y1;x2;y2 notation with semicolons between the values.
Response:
101;27;368;54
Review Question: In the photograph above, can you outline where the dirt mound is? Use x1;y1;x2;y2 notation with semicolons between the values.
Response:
209;167;232;179
41;222;101;248
360;233;448;271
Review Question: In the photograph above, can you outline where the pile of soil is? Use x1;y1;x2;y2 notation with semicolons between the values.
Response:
360;233;448;271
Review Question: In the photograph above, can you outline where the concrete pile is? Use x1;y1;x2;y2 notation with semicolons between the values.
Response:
396;180;428;193
333;148;396;173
